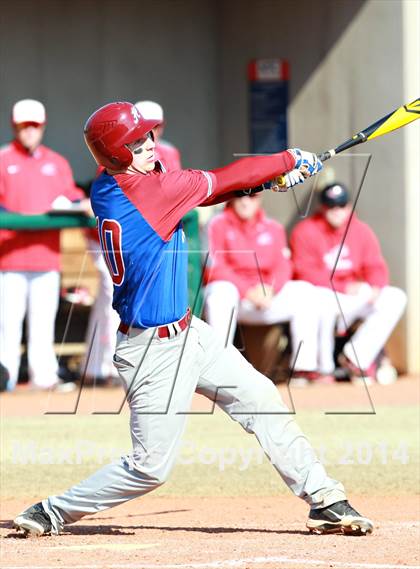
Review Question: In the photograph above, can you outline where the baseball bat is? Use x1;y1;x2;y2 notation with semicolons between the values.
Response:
277;97;420;187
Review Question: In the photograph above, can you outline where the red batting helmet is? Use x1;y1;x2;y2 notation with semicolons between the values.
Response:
83;102;160;170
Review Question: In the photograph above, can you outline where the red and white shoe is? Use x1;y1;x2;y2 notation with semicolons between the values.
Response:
289;371;335;387
338;354;376;385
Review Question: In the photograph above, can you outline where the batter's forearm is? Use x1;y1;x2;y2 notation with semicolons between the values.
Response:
200;185;264;207
210;151;295;194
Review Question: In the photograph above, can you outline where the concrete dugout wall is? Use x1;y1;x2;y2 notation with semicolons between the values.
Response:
0;0;220;178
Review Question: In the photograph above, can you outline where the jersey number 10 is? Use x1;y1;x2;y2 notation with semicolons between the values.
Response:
97;218;125;286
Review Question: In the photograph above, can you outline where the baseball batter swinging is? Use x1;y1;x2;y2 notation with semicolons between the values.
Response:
14;102;373;537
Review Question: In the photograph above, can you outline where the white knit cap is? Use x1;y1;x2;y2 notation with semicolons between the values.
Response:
134;100;164;123
12;99;46;125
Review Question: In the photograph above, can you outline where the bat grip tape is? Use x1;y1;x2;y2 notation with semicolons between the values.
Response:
318;150;334;162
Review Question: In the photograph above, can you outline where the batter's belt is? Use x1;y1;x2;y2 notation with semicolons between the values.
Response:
118;308;191;339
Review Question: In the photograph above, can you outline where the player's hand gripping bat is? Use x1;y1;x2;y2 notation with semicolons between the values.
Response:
276;98;420;188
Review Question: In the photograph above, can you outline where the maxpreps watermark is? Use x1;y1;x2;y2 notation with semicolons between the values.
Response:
9;438;410;469
10;439;124;466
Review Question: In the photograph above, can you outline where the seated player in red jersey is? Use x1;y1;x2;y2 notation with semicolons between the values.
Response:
14;102;373;538
204;192;335;384
290;183;407;383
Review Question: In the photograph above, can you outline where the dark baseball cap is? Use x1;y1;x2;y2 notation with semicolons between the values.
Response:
320;183;349;208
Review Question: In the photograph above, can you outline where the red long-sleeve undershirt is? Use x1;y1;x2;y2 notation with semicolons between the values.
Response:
202;151;295;206
108;151;297;242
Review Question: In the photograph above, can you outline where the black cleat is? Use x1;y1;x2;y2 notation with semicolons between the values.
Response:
13;502;53;536
307;500;373;535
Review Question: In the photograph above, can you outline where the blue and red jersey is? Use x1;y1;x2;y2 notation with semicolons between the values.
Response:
90;163;215;327
90;151;295;328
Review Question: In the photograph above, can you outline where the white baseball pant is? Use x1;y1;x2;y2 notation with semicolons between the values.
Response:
204;280;323;372
0;271;60;390
81;240;120;379
44;316;345;532
316;284;407;373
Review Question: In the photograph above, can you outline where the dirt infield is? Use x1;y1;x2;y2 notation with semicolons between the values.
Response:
1;496;419;568
1;377;419;568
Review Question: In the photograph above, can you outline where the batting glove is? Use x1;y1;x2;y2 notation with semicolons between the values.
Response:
287;148;323;178
275;169;306;190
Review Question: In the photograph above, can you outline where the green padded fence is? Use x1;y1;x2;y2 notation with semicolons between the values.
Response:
0;210;203;316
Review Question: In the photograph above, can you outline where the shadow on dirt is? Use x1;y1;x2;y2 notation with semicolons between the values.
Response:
1;519;309;537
